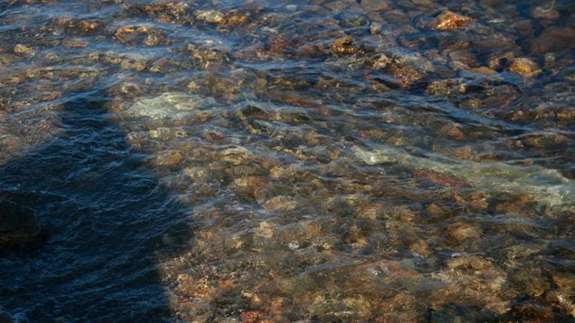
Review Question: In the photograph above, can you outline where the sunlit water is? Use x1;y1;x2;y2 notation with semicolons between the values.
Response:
1;0;574;321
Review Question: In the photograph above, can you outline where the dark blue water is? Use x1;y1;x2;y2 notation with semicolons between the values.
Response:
1;92;192;321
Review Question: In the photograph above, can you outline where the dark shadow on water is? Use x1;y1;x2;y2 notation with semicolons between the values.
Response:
0;91;193;322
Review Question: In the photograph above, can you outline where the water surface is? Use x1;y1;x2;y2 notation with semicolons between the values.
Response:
1;0;574;321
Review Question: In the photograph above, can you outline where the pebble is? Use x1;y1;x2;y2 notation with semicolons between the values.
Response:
433;11;472;31
153;150;184;167
287;241;300;250
446;222;482;243
331;36;359;56
13;44;34;56
531;5;560;20
262;195;297;212
440;123;465;140
509;57;541;78
361;0;389;12
195;10;225;24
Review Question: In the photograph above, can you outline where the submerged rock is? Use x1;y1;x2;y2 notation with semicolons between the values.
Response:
114;25;166;46
13;44;34;57
143;1;189;22
388;63;425;88
531;5;560;20
123;92;216;120
262;195;298;212
530;26;575;54
195;10;225;25
431;255;509;314
331;36;360;56
509;58;541;78
353;145;575;211
432;11;472;31
361;0;390;13
447;221;482;243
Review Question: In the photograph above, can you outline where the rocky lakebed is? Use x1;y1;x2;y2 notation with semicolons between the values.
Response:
1;0;575;321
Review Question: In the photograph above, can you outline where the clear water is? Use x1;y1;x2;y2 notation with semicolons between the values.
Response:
0;0;574;321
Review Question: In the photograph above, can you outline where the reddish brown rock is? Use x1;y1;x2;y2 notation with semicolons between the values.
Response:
433;11;472;31
331;36;359;56
447;221;482;243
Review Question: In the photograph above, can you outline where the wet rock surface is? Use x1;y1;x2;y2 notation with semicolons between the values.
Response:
0;0;574;321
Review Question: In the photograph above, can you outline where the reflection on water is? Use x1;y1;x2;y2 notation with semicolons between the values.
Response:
0;0;574;321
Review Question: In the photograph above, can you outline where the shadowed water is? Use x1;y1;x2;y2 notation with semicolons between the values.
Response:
0;92;193;321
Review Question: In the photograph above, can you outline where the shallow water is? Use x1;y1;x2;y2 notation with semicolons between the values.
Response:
0;0;574;321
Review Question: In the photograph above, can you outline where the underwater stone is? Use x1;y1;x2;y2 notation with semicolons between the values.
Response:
353;145;575;212
433;11;472;31
509;57;541;78
13;44;34;56
124;92;216;120
195;10;225;24
331;36;360;56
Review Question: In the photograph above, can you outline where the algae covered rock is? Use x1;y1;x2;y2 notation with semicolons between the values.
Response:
13;44;34;57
